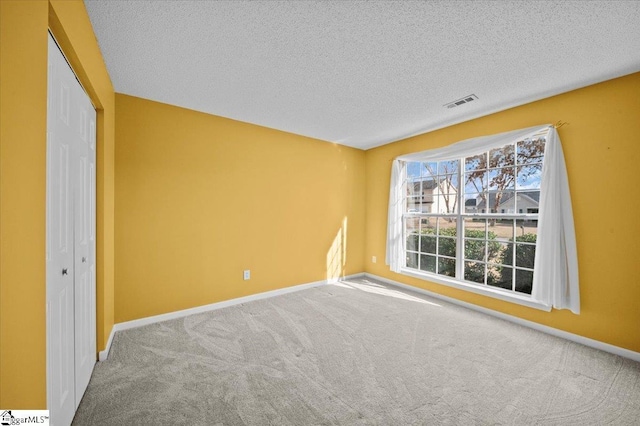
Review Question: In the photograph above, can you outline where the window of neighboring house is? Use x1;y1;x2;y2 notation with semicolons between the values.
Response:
387;125;580;313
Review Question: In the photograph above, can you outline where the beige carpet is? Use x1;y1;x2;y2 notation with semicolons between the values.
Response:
73;277;640;425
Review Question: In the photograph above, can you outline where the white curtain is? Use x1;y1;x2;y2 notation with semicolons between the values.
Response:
385;125;580;314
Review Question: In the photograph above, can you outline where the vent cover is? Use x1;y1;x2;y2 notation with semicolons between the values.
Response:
444;94;478;109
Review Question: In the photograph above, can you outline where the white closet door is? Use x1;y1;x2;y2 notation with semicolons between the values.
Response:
73;69;97;409
46;33;96;426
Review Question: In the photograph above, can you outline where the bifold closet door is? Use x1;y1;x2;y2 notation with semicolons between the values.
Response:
71;44;97;412
46;32;96;426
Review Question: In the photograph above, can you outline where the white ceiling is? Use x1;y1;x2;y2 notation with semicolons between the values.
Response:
85;0;640;150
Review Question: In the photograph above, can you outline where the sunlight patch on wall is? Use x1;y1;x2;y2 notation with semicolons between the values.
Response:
326;217;348;282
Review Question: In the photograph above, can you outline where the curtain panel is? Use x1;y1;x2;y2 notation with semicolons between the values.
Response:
385;125;580;313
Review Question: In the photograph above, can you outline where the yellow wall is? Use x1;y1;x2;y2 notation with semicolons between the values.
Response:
0;0;115;408
0;0;637;409
365;72;640;353
114;94;365;322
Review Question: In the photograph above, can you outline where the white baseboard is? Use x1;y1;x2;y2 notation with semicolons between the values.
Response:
98;273;363;361
363;273;640;363
98;326;116;361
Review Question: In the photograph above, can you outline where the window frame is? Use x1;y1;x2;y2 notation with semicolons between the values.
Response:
400;142;544;307
386;124;580;313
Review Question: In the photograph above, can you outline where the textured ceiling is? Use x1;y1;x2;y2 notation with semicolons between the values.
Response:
85;1;640;150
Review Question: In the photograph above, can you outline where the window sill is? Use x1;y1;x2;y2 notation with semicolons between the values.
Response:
399;268;552;312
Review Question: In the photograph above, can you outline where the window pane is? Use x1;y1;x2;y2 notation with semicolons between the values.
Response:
484;192;500;213
516;166;542;190
438;257;456;277
420;234;437;255
488;265;513;291
486;231;503;264
465;171;487;194
491;190;515;214
438;160;459;175
515;269;534;294
490;219;514;240
439;237;456;257
420;254;436;273
406;196;421;213
441;173;459;189
406;179;420;197
407;162;422;179
465;239;486;261
465;153;486;172
406;233;419;252
464;261;485;284
422;162;438;177
515;242;536;269
407;217;420;234
406;252;418;269
470;193;490;214
464;217;486;238
464;195;480;213
489;144;515;168
421;177;438;193
516;217;538;237
498;242;515;266
420;177;438;213
515;191;540;217
438;218;457;236
420;216;436;230
406;218;420;238
403;216;419;235
517;139;545;165
427;177;444;196
438;194;458;214
488;167;515;192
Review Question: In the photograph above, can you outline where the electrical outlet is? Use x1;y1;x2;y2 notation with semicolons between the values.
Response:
372;256;377;263
243;270;250;280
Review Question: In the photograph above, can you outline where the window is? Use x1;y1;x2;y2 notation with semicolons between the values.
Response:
404;136;544;295
386;125;580;313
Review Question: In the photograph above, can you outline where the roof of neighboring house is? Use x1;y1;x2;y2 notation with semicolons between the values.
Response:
475;190;540;209
410;179;438;192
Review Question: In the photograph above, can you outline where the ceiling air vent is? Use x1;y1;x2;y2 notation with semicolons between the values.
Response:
444;94;478;109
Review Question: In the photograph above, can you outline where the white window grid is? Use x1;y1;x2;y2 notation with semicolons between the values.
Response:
402;141;543;295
